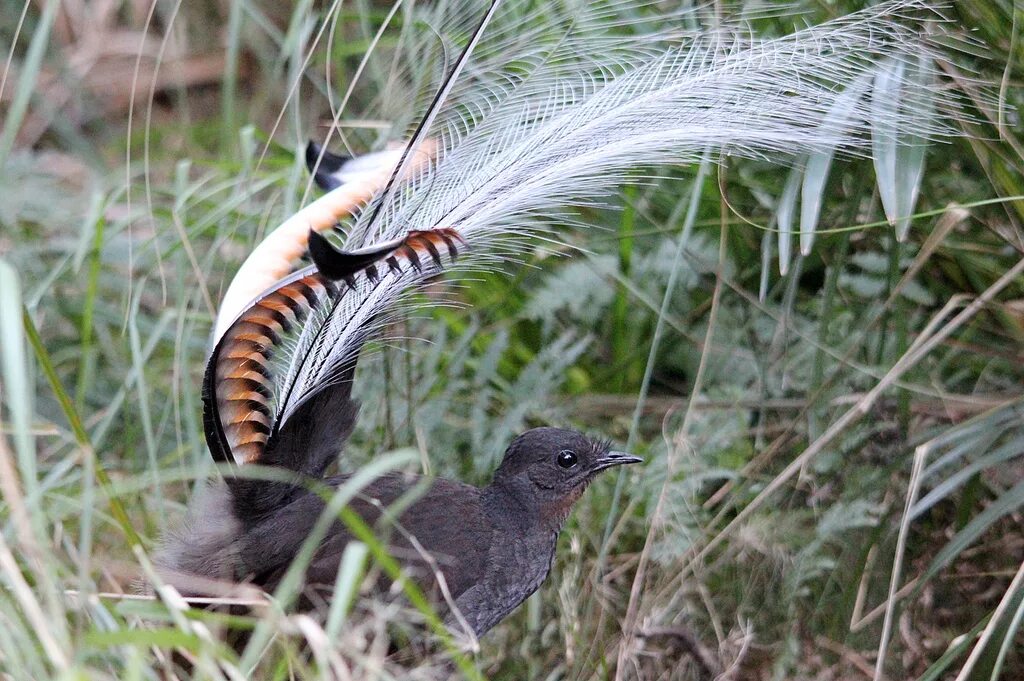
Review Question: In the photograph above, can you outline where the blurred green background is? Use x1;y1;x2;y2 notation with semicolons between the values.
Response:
0;0;1022;679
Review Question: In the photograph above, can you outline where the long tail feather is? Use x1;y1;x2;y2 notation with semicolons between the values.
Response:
304;141;351;191
305;141;407;192
204;228;463;468
212;141;437;341
207;0;962;474
205;269;341;465
307;231;407;284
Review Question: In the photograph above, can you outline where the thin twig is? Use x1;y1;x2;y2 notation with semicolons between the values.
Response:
639;625;722;680
951;558;1024;681
873;443;928;681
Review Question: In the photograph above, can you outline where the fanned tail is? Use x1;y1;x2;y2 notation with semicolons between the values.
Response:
200;0;962;517
273;1;956;432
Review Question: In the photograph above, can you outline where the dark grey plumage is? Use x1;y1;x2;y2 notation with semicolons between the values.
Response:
157;422;639;636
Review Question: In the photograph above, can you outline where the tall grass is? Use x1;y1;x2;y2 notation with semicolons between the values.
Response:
1;0;1023;679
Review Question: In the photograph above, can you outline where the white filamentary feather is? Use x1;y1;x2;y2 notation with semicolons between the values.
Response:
251;0;955;435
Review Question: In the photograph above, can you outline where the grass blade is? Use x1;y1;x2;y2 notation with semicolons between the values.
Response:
0;260;35;486
777;162;802;275
21;308;143;548
801;77;870;255
894;52;934;241
0;0;59;167
872;56;905;226
325;541;370;640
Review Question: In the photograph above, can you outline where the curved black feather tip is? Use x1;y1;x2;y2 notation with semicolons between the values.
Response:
309;229;465;283
305;141;352;192
308;230;406;281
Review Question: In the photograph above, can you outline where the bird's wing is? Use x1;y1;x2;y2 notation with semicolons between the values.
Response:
257;477;492;606
392;478;492;601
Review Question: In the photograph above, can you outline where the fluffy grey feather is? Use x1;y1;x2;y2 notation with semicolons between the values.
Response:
154;483;241;592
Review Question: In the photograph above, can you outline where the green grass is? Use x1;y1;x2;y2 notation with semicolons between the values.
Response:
2;0;1024;679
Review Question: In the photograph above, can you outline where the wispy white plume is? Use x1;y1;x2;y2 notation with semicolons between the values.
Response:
265;0;957;432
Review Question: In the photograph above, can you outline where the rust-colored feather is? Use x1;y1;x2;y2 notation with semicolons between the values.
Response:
205;271;331;465
204;228;465;466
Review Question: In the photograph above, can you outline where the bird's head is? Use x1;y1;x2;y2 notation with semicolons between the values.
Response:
492;427;641;526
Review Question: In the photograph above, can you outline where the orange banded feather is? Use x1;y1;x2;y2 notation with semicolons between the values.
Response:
212;139;437;342
203;228;463;465
308;228;464;283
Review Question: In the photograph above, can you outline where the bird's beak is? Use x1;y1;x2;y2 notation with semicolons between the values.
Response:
594;450;643;472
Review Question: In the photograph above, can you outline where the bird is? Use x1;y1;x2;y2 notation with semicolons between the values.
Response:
160;151;642;633
159;423;640;637
157;0;955;642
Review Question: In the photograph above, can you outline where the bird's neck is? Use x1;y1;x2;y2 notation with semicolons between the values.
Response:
484;478;569;536
473;480;564;630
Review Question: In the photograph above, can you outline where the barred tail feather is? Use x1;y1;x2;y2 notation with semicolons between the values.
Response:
204;228;462;472
212;140;437;341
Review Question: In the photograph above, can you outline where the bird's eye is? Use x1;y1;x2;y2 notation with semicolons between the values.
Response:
556;450;578;469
